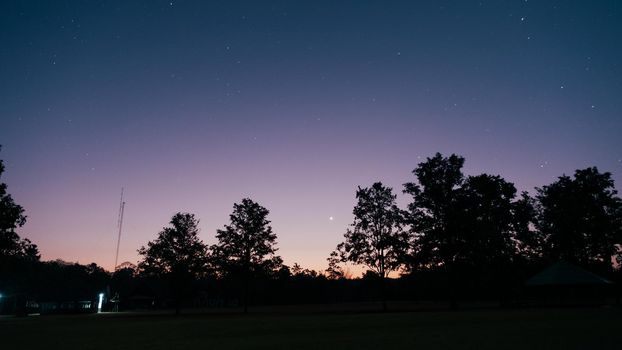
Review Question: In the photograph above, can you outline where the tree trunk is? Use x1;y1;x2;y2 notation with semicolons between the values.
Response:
243;265;249;314
381;274;388;312
380;254;387;312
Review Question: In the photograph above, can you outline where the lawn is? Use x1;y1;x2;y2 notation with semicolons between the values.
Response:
1;306;620;349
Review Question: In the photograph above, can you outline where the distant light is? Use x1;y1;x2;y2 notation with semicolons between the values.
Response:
98;293;104;313
329;216;334;221
0;293;3;299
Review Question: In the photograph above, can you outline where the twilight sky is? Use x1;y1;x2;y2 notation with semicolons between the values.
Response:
1;1;621;273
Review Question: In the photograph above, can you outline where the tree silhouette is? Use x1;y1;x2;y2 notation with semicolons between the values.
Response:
334;182;408;310
0;146;39;261
210;198;280;313
403;153;465;272
138;212;208;314
404;154;537;304
535;167;622;272
325;251;345;280
453;174;520;268
0;148;39;316
451;174;530;296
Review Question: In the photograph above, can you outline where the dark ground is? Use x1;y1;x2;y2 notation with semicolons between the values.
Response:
1;304;620;349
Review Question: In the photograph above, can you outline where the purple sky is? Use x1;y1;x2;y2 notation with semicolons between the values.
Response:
1;1;621;273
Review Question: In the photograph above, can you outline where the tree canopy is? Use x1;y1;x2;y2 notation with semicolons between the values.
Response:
137;212;209;313
534;167;622;270
403;153;465;270
335;182;408;279
403;154;533;279
138;212;209;278
210;198;281;276
3;148;622;313
0;146;39;261
452;174;521;267
210;198;281;312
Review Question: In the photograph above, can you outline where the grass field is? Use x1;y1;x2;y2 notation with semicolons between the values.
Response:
1;306;621;349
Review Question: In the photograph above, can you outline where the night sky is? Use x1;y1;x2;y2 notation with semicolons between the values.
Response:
1;1;621;272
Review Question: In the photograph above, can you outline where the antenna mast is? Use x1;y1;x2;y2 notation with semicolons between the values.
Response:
114;188;125;271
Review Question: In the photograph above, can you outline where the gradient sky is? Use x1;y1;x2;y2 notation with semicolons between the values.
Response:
1;1;621;273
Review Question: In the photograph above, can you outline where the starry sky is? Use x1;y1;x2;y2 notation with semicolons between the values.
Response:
1;1;621;273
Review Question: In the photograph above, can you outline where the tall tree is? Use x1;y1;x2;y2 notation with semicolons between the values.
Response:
452;174;520;268
210;198;280;313
535;167;622;272
452;174;533;298
334;182;407;310
404;154;535;304
403;153;465;271
138;212;209;314
0;146;39;261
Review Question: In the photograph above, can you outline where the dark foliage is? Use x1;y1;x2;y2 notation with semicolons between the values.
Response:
402;153;576;305
210;198;281;312
452;174;521;267
335;182;408;278
333;182;408;310
2;152;622;314
0;146;39;261
325;251;345;280
403;153;465;271
138;212;209;313
0;259;110;315
534;167;622;272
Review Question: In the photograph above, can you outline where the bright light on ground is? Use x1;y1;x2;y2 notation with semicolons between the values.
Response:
97;293;104;312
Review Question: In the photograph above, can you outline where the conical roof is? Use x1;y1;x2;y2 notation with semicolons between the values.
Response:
526;261;612;286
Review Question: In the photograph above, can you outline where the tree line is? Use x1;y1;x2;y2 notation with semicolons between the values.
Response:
331;153;621;308
1;149;621;314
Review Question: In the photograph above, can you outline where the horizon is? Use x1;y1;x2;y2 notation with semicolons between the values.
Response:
1;1;621;273
4;161;621;274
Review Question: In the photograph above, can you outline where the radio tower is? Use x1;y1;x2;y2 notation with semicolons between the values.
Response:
114;188;126;271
